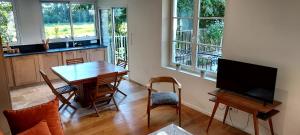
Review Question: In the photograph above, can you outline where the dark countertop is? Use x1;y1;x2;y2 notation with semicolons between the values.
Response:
4;45;107;58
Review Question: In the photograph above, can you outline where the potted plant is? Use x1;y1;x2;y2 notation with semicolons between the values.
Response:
200;70;206;77
175;63;181;70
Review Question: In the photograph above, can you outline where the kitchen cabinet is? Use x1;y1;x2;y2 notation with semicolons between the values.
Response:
75;50;89;62
38;53;62;80
4;58;14;87
89;48;105;62
62;51;76;65
12;55;40;86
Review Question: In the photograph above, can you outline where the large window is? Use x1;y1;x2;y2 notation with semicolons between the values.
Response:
41;2;96;40
0;1;17;44
172;0;225;72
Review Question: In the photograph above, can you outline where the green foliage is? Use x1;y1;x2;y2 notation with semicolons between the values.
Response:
199;20;224;45
200;0;225;17
114;8;127;35
0;2;14;43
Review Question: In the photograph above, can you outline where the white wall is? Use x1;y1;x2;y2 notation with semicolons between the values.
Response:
125;0;300;134
223;0;300;134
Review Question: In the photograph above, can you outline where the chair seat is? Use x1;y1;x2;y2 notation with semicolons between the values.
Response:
56;85;78;94
151;92;178;106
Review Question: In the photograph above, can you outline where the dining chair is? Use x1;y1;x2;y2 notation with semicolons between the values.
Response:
88;72;119;117
116;59;128;96
40;70;78;110
66;58;84;65
147;76;182;127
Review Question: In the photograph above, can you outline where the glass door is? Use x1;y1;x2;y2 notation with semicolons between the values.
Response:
99;8;128;66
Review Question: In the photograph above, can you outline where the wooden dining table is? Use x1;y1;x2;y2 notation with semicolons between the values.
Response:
51;61;129;107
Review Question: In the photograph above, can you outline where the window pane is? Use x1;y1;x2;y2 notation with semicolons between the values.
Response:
175;0;194;17
173;42;192;66
71;4;96;38
199;0;226;17
173;18;193;42
0;2;17;43
196;19;224;72
42;3;71;39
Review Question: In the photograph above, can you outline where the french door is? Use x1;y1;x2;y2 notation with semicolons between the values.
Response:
99;8;128;66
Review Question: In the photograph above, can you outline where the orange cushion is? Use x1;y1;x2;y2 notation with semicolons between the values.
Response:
3;98;63;135
0;129;4;135
17;120;51;135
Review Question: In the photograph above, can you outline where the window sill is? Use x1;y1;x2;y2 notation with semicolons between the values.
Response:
163;66;216;82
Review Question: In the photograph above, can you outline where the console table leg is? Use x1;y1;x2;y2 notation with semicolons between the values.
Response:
223;106;229;124
253;112;259;135
268;118;274;135
206;101;219;132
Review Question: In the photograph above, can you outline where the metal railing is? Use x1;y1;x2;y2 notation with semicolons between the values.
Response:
114;35;128;64
174;30;222;72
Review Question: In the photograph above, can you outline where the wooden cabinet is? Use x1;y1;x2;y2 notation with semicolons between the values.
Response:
4;58;14;87
75;50;89;62
89;48;105;62
62;51;76;65
12;55;40;86
38;53;62;80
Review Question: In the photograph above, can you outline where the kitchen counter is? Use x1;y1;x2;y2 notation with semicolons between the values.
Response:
4;45;107;58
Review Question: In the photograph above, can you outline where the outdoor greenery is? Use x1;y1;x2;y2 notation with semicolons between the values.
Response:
0;2;16;43
42;3;96;39
176;0;225;45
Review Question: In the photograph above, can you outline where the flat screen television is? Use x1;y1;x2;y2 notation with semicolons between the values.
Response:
216;58;277;104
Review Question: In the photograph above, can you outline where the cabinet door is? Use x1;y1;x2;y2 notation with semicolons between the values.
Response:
75;50;89;62
62;51;76;65
12;55;40;86
39;53;62;80
89;49;105;62
4;58;14;87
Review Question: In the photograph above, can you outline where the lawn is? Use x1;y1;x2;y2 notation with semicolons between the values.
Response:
44;23;96;39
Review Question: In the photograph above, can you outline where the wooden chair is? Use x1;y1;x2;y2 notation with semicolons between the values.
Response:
40;70;78;110
66;58;84;65
116;59;128;96
147;76;182;127
88;72;119;117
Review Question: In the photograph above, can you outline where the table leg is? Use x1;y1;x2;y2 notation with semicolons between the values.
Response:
268;118;274;135
253;112;259;135
223;105;229;124
206;101;219;132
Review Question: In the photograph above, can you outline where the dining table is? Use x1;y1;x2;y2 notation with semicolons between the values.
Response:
51;61;129;107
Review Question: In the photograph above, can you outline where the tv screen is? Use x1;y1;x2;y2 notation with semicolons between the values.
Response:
216;59;277;104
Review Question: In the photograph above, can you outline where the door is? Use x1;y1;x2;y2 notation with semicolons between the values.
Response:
99;8;128;67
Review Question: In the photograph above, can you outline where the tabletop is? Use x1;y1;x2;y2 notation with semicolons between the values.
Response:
51;61;128;84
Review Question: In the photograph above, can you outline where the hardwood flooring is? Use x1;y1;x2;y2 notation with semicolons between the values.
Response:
10;80;248;135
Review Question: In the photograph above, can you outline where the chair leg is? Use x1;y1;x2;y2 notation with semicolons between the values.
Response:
112;96;119;111
147;109;150;128
117;89;127;96
92;102;100;117
179;106;182;127
59;103;65;111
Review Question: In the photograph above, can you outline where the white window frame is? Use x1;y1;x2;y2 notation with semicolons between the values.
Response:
40;1;98;42
170;0;224;75
0;0;20;45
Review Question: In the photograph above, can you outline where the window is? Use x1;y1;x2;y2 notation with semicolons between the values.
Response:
172;0;225;72
41;2;96;40
0;1;17;44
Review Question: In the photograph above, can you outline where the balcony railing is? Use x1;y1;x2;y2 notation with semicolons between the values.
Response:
114;35;128;64
174;30;222;72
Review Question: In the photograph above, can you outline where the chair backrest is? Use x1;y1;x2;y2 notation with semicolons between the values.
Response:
116;59;127;69
39;70;59;95
149;76;181;92
96;72;119;91
66;58;84;65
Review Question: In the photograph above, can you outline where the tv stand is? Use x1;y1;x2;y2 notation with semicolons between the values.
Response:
206;90;281;135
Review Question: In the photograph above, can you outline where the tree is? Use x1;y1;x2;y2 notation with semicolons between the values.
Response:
0;2;13;43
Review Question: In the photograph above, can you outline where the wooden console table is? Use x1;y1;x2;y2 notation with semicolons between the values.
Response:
206;90;281;135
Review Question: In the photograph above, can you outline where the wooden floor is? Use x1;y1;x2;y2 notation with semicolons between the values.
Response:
10;80;248;135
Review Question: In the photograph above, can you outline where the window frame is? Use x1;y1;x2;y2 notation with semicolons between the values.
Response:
170;0;225;75
0;0;20;45
40;1;98;42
